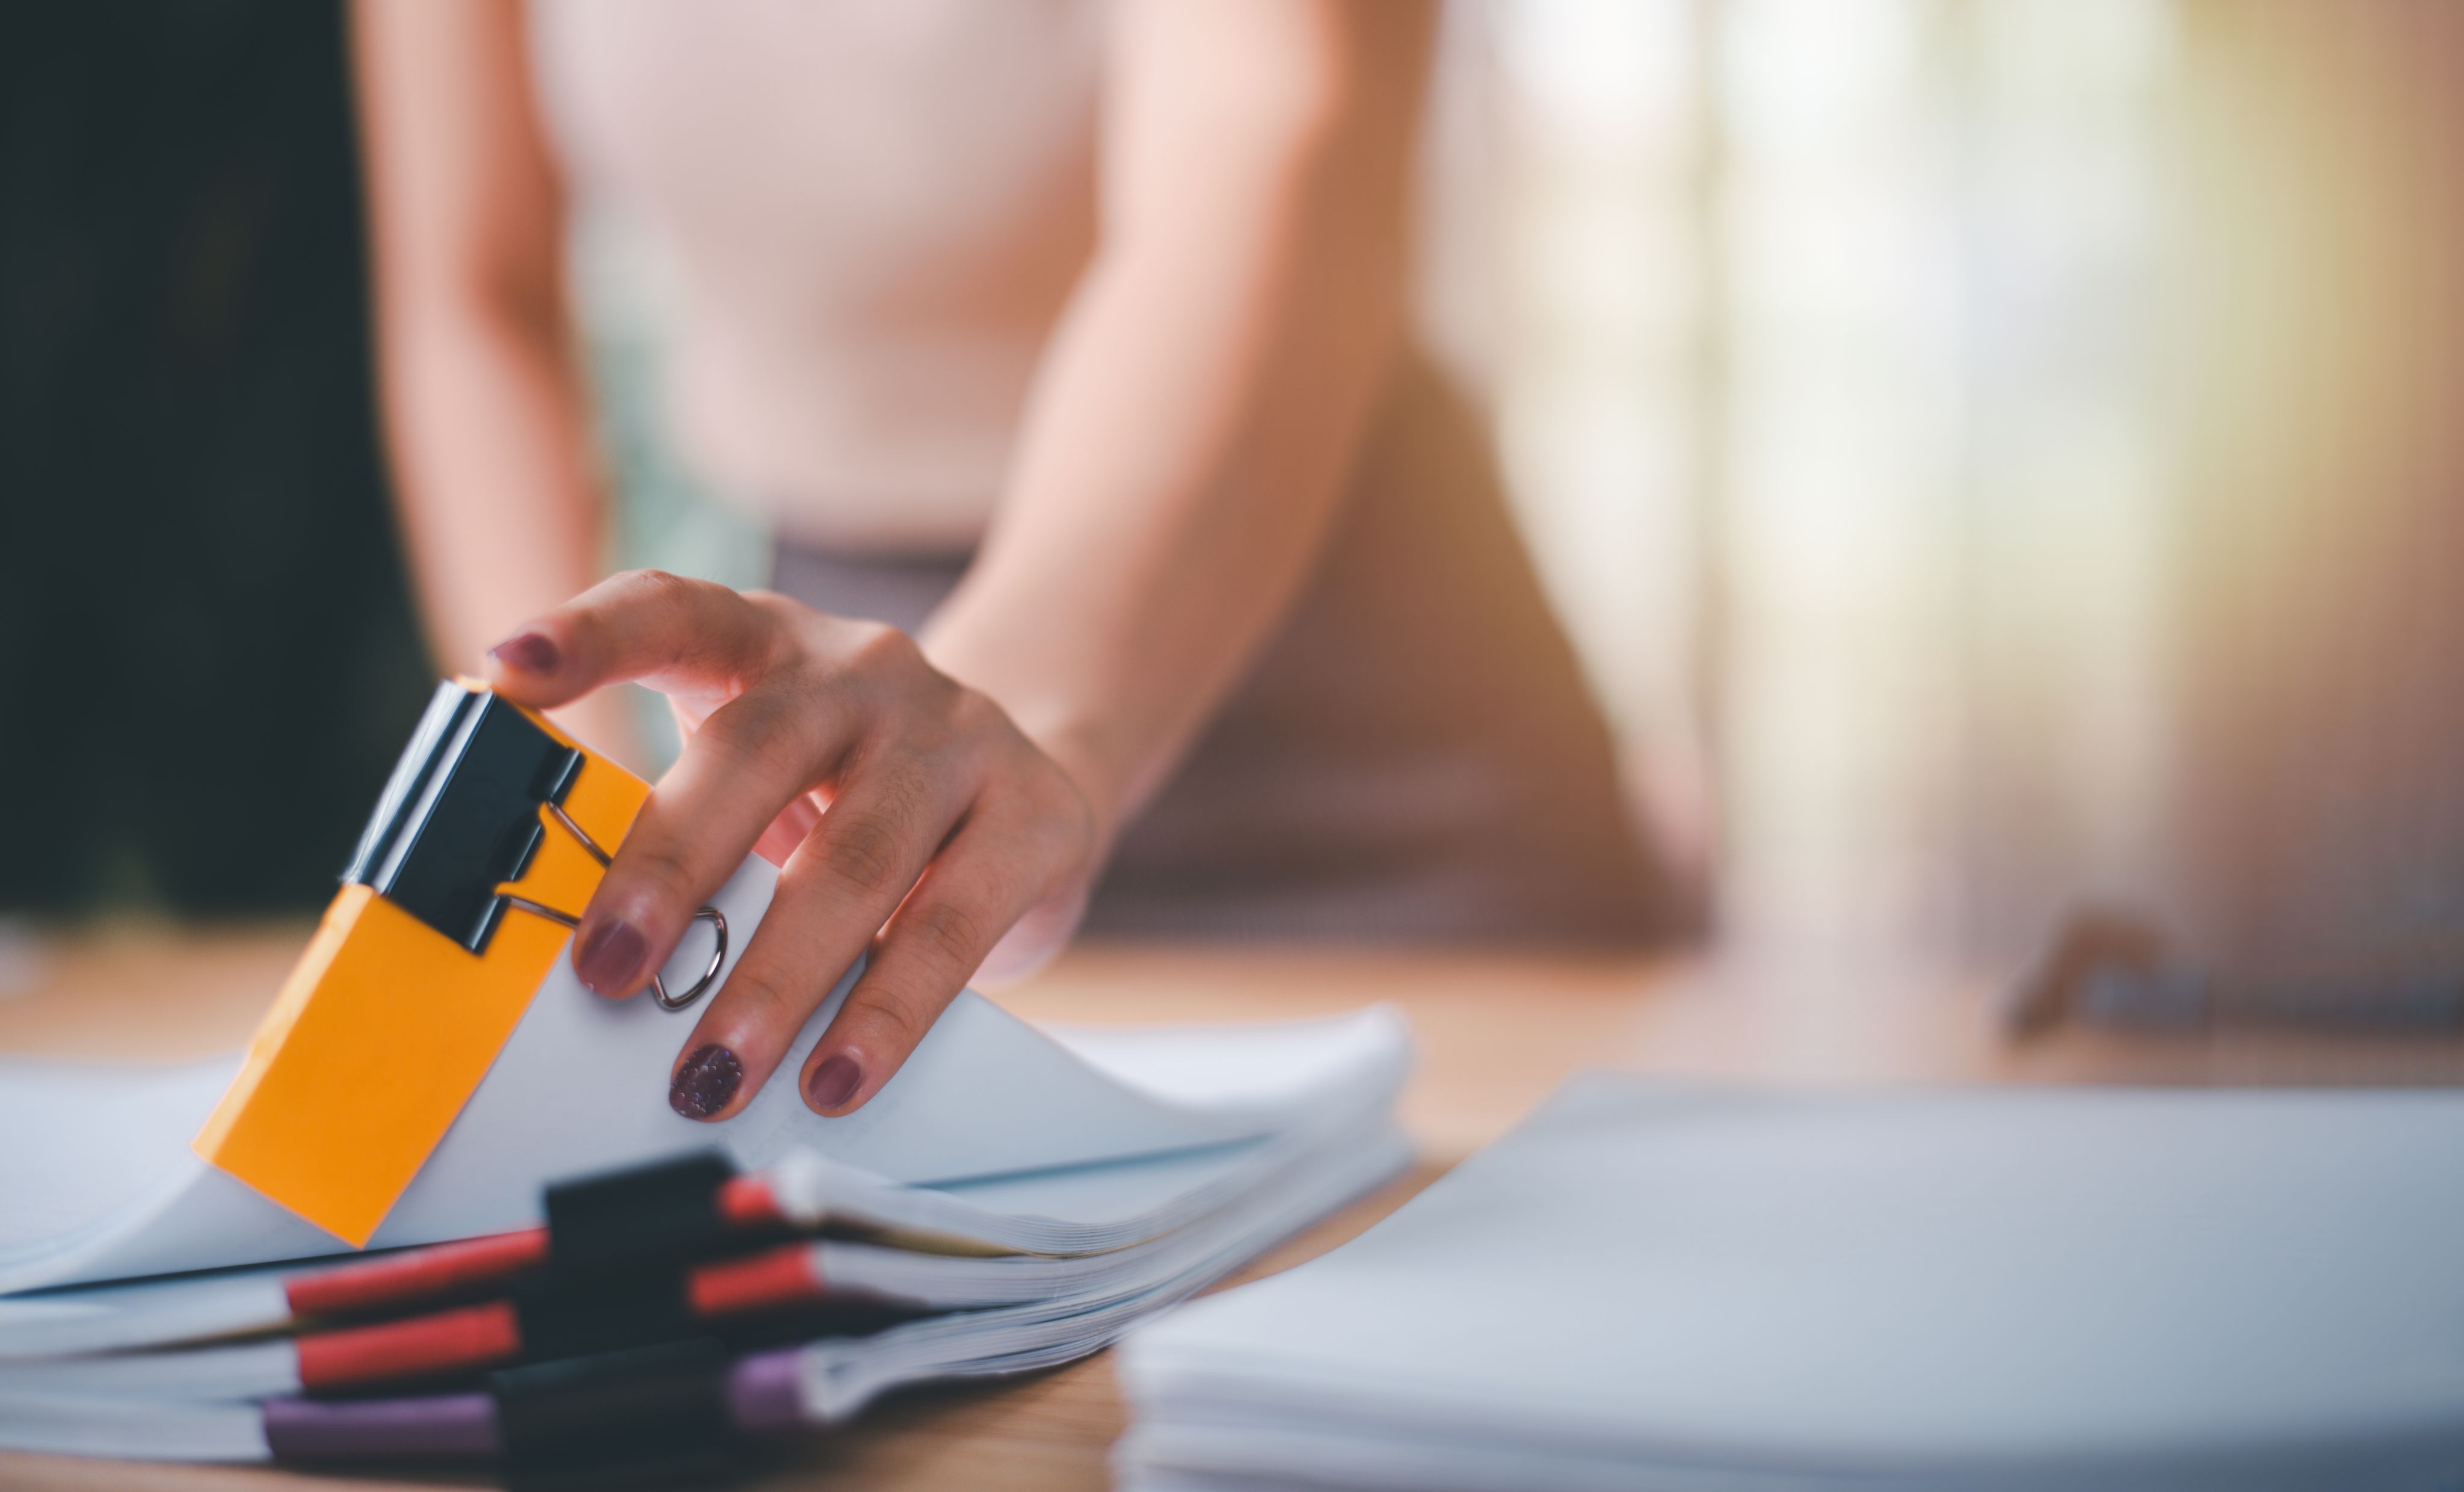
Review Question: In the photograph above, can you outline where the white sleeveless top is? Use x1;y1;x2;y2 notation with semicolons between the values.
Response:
529;0;1103;551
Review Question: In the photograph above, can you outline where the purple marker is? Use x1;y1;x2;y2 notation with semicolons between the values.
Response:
262;1392;499;1461
728;1349;807;1435
257;1346;807;1466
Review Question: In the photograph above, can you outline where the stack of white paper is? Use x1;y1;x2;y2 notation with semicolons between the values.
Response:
0;852;1399;1295
1119;1076;2464;1491
0;965;1411;1467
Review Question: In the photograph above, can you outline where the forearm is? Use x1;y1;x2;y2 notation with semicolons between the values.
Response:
353;0;629;754
377;303;604;676
925;236;1399;834
923;0;1429;840
376;301;639;761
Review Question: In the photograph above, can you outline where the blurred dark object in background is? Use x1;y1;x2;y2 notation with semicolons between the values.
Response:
0;2;425;916
2008;910;2464;1036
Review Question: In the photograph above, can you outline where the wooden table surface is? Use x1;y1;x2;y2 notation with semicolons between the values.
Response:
2;920;2459;1491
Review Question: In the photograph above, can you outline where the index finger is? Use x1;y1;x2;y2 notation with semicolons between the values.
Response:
571;677;861;1001
482;569;778;710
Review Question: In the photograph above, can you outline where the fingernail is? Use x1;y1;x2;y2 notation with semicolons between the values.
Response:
488;631;561;672
573;919;646;995
805;1053;862;1111
670;1044;742;1119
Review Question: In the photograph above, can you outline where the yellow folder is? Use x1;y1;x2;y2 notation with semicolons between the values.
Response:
192;681;661;1247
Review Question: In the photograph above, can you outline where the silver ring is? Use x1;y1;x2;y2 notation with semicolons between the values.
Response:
650;907;728;1011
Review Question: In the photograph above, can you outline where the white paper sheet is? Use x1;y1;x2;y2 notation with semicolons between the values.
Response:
1121;1077;2464;1490
0;850;1410;1292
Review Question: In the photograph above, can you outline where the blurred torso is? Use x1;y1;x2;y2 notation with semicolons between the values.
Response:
530;0;1101;550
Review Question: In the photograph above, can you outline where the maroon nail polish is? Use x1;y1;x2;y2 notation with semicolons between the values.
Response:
573;919;646;995
488;631;561;673
806;1053;861;1110
670;1044;742;1119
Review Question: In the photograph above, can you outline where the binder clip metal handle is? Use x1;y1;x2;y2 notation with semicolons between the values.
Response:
346;683;730;1012
502;802;730;1013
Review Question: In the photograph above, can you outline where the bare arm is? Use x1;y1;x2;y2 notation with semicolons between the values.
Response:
482;0;1434;1121
926;0;1433;839
351;0;632;755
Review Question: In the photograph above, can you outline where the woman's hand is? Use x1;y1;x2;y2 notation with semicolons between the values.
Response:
484;570;1103;1122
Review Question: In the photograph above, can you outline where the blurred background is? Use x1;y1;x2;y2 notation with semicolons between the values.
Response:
8;1;2463;991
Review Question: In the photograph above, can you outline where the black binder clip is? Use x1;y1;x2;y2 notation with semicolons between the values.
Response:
510;1154;748;1362
491;1336;742;1491
486;1158;770;1489
341;682;727;1011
